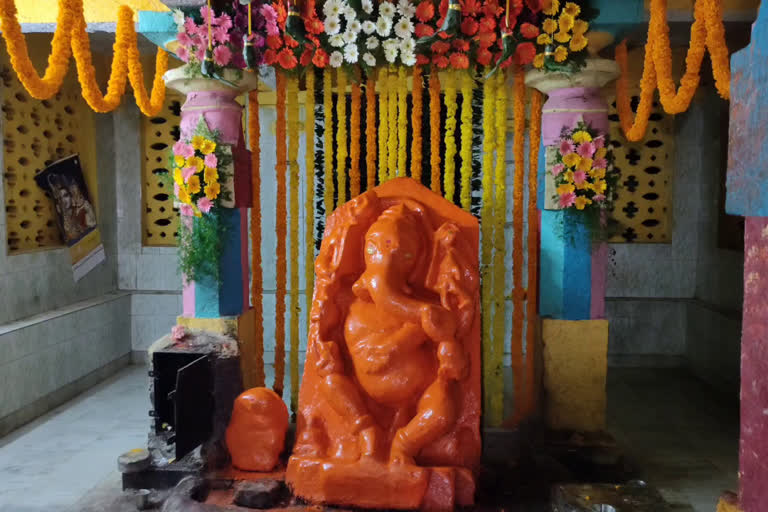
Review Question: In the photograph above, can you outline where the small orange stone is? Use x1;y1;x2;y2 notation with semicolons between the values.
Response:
226;387;289;472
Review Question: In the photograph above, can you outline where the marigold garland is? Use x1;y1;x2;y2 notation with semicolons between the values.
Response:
459;71;473;211
274;71;288;397
397;66;408;178
304;70;316;332
616;41;655;142
0;0;167;116
411;66;423;184
350;75;362;197
336;69;348;205
287;76;300;413
248;90;265;389
429;72;441;195
378;68;389;185
443;70;458;202
323;69;335;214
387;68;398;181
365;77;377;190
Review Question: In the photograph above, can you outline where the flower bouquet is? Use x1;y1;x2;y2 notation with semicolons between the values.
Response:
530;0;596;72
264;1;329;72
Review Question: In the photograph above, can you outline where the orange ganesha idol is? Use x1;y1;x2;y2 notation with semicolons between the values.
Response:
226;387;289;472
286;178;482;510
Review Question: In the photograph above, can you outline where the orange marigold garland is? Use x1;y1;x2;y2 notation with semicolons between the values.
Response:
411;66;423;184
248;90;265;388
350;75;362;197
304;70;316;332
336;69;348;204
274;71;288;397
323;69;335;214
365;77;377;190
287;76;300;413
702;0;730;99
429;71;441;195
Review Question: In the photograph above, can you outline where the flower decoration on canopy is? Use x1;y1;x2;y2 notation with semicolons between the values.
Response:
531;0;595;71
266;0;329;71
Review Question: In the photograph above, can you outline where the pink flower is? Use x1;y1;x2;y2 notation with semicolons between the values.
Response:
195;46;206;62
200;5;214;23
182;166;197;181
212;25;230;44
577;141;596;159
213;45;232;66
560;139;575;155
592;194;606;202
266;21;279;36
573;170;587;186
204;153;217;168
176;45;190;62
261;4;278;22
177;32;193;47
593;158;608;169
179;204;194;216
559;192;576;208
174;183;180;196
171;325;186;341
552;163;565;177
173;141;194;158
197;197;213;214
215;13;233;31
593;136;605;149
184;18;199;37
190;34;203;48
250;34;265;48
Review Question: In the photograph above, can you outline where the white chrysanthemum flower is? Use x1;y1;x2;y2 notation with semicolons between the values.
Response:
329;34;345;47
343;29;358;44
394;18;414;39
400;49;416;66
347;19;362;34
379;1;396;19
325;15;342;35
384;45;398;63
362;20;377;34
363;52;377;67
397;0;416;18
382;38;400;51
344;5;357;20
366;36;380;49
329;51;344;68
343;44;359;63
323;0;343;18
401;37;415;52
375;17;392;37
172;9;185;29
362;0;374;14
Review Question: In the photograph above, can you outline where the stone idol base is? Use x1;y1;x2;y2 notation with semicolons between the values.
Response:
286;457;475;510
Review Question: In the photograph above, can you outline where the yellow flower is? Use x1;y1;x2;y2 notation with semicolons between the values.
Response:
193;206;202;217
542;18;558;35
177;186;191;205
185;156;204;172
572;130;592;143
174;155;186;168
537;33;553;45
563;170;574;183
554;45;569;62
187;175;201;194
595;147;607;159
173;168;184;185
576;180;590;190
562;153;581;167
542;0;560;15
570;33;588;52
577;157;593;172
558;13;575;32
564;2;580;16
554;31;571;44
574;196;592;210
533;54;546;69
200;140;217;155
204;181;221;200
593;179;607;193
573;19;589;34
589;168;606;179
203;166;218;183
556;183;575;195
191;135;207;151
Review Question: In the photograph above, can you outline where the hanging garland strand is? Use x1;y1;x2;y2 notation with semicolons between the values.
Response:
459;70;473;211
411;66;423;184
387;67;398;181
274;72;288;397
378;68;389;185
429;72;441;195
336;69;348;204
524;89;543;419
323;69;335;214
304;71;316;331
0;0;167;116
287;76;301;413
350;73;362;197
443;70;458;203
365;76;377;190
248;90;265;388
480;72;497;422
397;66;408;178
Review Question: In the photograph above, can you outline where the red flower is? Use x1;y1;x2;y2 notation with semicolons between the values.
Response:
416;0;435;22
525;0;543;12
278;48;298;69
460;17;479;36
415;23;435;37
267;35;283;50
476;47;493;66
475;30;496;48
300;47;313;66
274;2;287;24
305;17;324;35
478;16;496;34
433;55;449;68
514;42;536;65
265;48;279;65
461;0;481;15
520;22;539;39
482;0;502;17
285;35;299;48
452;38;470;51
416;54;430;65
438;0;448;16
431;40;451;54
312;48;329;67
449;52;469;69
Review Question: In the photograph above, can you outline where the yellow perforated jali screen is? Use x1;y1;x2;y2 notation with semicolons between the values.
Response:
141;93;182;246
2;34;98;254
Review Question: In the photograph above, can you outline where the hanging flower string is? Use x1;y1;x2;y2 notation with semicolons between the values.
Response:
336;68;348;204
378;68;389;185
411;65;423;183
287;76;301;413
248;90;266;388
274;71;288;397
387;68;398;180
350;74;362;197
323;69;335;214
443;70;458;202
459;70;473;211
429;71;441;195
365;76;377;190
304;70;316;330
397;66;408;178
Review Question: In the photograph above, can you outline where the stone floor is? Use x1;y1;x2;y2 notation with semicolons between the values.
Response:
0;364;739;512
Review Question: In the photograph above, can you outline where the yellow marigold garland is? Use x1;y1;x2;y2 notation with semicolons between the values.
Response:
248;90;265;389
287;76;300;413
443;70;458;203
336;69;348;205
411;66;423;184
459;71;473;211
378;68;389;185
387;68;398;181
274;72;288;397
397;66;408;178
323;69;335;214
304;71;315;332
429;72;441;195
365;77;377;190
480;73;497;423
350;74;362;197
